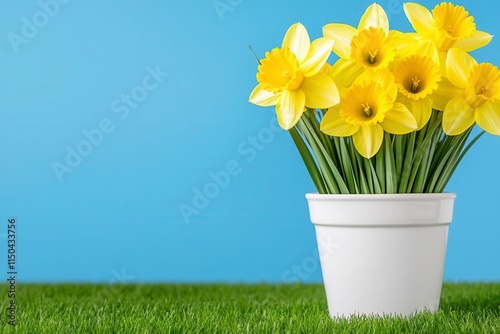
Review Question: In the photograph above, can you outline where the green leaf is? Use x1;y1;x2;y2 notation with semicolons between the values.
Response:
405;114;442;192
398;132;416;193
394;134;406;186
433;128;482;193
339;137;359;193
384;133;397;194
375;141;386;193
359;152;374;194
289;126;327;194
297;117;350;194
288;108;484;195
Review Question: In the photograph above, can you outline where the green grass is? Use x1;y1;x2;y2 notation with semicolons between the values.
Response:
0;283;498;333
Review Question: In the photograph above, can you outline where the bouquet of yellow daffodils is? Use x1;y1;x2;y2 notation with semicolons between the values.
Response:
249;2;499;194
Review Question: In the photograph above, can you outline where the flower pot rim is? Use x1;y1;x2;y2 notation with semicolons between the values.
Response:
306;192;456;201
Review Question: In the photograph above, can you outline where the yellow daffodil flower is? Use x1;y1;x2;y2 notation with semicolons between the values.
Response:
249;23;340;130
442;48;500;135
320;71;418;158
392;41;442;129
404;2;492;72
323;3;404;87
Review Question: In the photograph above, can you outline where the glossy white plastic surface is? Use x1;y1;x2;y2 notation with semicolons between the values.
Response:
306;193;456;318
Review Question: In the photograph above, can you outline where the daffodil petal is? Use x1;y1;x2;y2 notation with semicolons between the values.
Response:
355;70;397;101
353;125;384;159
416;41;440;65
276;90;306;130
300;37;335;77
446;48;477;89
374;71;397;101
358;3;389;34
403;2;434;36
320;105;359;137
300;72;340;109
475;101;500;135
322;23;357;59
443;98;476;135
381;102;418;134
432;77;463;111
249;83;280;106
329;59;364;91
398;97;433;130
389;30;419;53
438;50;447;77
282;23;310;63
454;30;493;52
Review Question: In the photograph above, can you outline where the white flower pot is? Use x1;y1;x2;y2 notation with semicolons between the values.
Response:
306;193;456;318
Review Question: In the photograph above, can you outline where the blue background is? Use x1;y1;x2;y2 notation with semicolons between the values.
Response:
0;0;498;284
